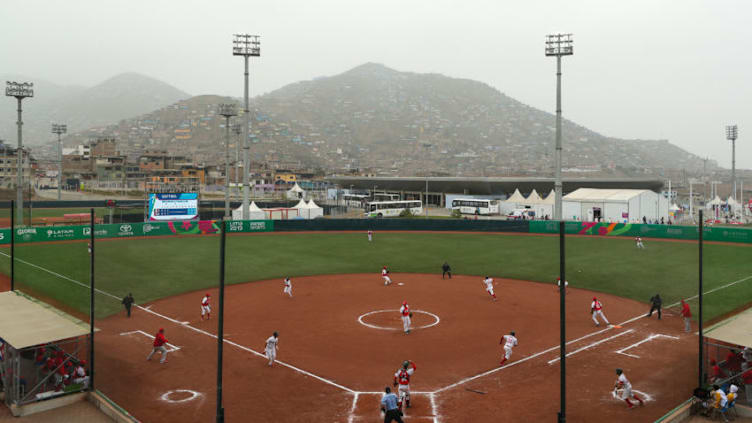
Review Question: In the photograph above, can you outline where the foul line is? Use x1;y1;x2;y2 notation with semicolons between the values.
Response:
615;334;679;359
120;330;181;352
547;329;634;364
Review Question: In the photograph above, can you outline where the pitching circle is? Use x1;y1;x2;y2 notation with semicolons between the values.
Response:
161;389;202;403
357;309;440;331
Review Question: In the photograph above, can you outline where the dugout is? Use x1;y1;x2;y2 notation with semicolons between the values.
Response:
703;306;752;407
0;291;92;416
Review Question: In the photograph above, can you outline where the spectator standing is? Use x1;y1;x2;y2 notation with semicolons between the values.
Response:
380;386;405;423
441;262;451;279
681;299;692;332
122;293;134;318
710;359;726;385
742;367;752;404
647;294;662;319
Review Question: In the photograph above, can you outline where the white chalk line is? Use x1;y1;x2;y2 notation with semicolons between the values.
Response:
120;330;181;352
614;334;679;359
547;329;634;365
160;389;202;404
5;251;752;420
357;309;440;331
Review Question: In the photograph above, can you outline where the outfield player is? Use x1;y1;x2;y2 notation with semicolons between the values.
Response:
591;296;610;326
146;328;169;364
200;293;211;320
635;236;645;249
556;277;569;292
614;368;644;408
283;277;292;298
483;276;497;301
368;230;373;242
499;331;518;366
382;266;393;286
400;301;412;334
264;331;279;367
393;360;417;409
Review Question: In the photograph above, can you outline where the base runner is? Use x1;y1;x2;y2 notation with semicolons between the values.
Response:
283;277;292;298
499;331;518;366
483;276;497;301
264;331;279;367
614;368;644;408
591;296;610;327
200;293;211;320
382;266;393;286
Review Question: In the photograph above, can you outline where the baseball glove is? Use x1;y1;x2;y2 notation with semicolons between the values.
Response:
409;312;413;317
393;381;398;387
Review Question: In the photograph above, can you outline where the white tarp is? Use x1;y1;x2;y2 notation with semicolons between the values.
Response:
705;306;752;349
232;201;266;220
0;292;91;349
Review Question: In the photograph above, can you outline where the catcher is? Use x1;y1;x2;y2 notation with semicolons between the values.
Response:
400;301;412;334
394;360;417;409
614;368;644;408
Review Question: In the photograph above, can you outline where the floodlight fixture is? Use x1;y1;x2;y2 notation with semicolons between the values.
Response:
232;34;261;57
545;34;573;57
6;80;34;224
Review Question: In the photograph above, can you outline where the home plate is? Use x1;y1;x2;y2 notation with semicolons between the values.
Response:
398;283;404;286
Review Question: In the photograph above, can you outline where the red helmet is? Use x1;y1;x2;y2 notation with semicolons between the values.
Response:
402;301;407;305
592;297;597;301
159;328;164;332
80;360;87;366
206;293;210;297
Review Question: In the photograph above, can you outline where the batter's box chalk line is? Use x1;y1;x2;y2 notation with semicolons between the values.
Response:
611;389;653;402
357;309;440;331
615;333;679;359
349;392;440;423
120;330;181;352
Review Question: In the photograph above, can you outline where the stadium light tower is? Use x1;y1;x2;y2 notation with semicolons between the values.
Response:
545;34;573;221
218;104;238;219
726;125;738;202
232;123;242;194
232;34;261;220
6;81;34;225
52;123;67;200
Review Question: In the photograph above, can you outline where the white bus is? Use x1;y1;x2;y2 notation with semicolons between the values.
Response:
365;200;423;218
451;198;501;215
342;194;368;207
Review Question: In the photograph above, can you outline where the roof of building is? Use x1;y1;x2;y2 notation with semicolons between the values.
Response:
0;291;91;349
563;188;653;202
704;306;752;349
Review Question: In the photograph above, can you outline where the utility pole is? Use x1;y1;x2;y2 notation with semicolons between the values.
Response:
232;123;242;196
218;104;238;219
726;125;738;202
232;34;260;220
545;34;573;221
52;124;67;200
6;81;34;225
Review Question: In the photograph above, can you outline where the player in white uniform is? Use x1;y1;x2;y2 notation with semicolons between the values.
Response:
264;331;279;367
400;301;411;334
393;360;417;409
635;236;645;249
283;277;292;298
614;368;644;408
556;277;568;291
382;266;393;286
591;296;610;326
483;276;497;301
200;293;211;320
499;331;518;366
368;230;373;242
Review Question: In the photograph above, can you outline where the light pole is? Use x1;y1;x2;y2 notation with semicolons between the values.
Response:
726;125;738;202
218;104;237;219
233;34;260;220
545;34;573;221
425;177;428;217
52;123;67;200
232;123;241;196
6;81;34;225
373;185;377;201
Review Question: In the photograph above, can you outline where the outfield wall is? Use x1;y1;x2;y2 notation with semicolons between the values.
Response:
273;219;530;232
529;221;752;243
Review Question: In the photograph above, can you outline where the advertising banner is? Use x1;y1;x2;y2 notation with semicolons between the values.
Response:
147;193;199;221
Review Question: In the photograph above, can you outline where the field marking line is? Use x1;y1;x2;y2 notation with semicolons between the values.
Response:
119;329;181;352
357;309;440;331
347;392;359;423
430;392;441;423
614;334;679;359
547;329;634;364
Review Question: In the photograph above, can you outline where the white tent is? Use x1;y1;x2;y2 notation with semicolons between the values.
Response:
292;199;308;209
524;189;543;205
562;188;668;222
305;199;324;219
232;201;266;220
706;195;724;208
727;197;743;214
506;189;526;203
669;204;681;212
542;190;556;204
286;182;305;200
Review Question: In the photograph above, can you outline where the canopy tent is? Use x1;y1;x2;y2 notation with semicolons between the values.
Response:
231;201;266;220
669;204;681;212
524;189;543;205
505;189;526;203
0;291;90;349
706;195;724;207
286;182;306;200
305;199;324;219
704;306;752;349
292;199;308;209
542;190;556;204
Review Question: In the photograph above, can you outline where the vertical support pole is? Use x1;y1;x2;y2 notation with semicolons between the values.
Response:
57;133;62;201
554;55;563;221
242;56;250;220
16;98;24;226
89;208;95;391
698;209;703;387
10;200;14;291
216;219;226;423
558;220;566;422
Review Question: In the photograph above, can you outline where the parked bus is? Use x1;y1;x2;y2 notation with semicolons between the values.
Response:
451;198;501;215
342;194;368;207
365;200;423;218
373;193;400;202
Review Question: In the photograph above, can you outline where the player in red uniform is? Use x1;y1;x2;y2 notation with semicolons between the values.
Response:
146;328;169;364
393;360;417;409
201;293;211;320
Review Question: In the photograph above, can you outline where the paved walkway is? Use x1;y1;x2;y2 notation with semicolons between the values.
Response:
0;400;113;422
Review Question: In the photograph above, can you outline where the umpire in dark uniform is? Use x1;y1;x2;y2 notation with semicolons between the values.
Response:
647;294;662;319
122;293;134;318
380;387;404;423
442;262;452;279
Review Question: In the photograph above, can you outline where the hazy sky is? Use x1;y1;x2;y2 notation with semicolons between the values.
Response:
2;0;751;169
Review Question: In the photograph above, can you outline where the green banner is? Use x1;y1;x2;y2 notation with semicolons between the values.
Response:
529;221;752;243
2;220;273;244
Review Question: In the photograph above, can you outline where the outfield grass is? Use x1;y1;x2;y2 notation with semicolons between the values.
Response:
1;232;751;321
0;207;109;218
